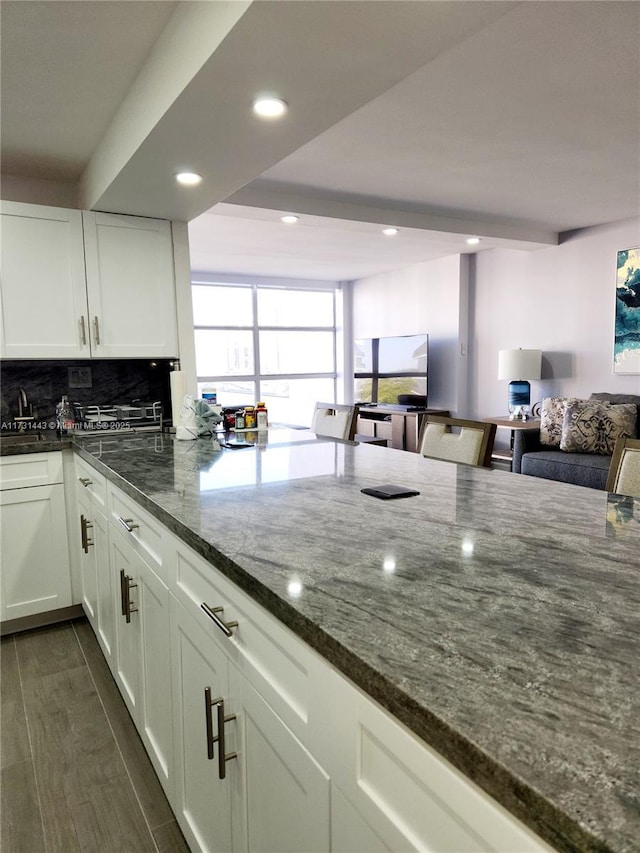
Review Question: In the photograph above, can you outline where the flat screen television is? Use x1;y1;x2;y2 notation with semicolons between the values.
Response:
354;334;428;406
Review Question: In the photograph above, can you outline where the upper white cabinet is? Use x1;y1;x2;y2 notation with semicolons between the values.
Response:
82;211;178;358
0;201;178;359
0;202;88;358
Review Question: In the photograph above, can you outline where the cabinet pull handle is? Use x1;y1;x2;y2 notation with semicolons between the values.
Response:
201;602;238;638
80;316;88;346
204;688;237;780
93;316;101;345
80;515;94;553
78;477;92;487
118;516;139;533
119;569;137;623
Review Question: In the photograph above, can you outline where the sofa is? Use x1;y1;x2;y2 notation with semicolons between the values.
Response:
513;392;640;490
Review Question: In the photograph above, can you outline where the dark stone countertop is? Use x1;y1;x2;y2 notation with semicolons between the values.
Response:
0;430;71;455
68;431;640;852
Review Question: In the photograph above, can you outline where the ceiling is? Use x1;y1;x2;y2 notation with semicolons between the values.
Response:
1;1;639;281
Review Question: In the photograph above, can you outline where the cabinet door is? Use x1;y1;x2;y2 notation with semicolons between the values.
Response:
82;211;178;358
76;488;98;629
0;483;72;621
170;596;239;853
110;528;141;717
235;670;330;853
138;559;173;800
0;201;89;358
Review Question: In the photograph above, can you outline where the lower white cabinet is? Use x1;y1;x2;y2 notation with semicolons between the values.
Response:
0;453;71;622
170;595;330;853
110;522;174;799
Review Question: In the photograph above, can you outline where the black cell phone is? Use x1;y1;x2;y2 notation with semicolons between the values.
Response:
361;484;420;500
222;440;254;449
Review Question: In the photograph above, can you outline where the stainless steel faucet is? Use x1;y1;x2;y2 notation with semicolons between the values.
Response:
17;388;33;421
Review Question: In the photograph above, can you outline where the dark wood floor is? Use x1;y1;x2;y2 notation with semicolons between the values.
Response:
1;618;191;853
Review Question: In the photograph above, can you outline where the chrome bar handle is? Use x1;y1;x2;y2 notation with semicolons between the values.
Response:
80;316;88;346
201;602;238;638
84;518;93;551
216;698;237;780
119;569;127;616
118;516;139;533
93;316;101;345
80;514;88;553
78;477;92;487
124;575;137;623
204;687;218;760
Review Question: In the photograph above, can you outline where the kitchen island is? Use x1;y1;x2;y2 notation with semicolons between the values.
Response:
71;430;639;853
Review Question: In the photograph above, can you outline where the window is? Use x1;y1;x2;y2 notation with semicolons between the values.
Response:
192;278;339;426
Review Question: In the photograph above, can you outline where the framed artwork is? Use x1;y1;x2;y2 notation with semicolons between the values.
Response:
614;247;640;374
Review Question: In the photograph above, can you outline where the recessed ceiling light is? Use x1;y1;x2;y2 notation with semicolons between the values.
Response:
281;215;299;224
466;237;481;245
252;97;288;119
382;227;398;236
175;172;202;186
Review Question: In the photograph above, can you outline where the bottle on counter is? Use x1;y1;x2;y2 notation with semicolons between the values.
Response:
256;401;268;429
244;405;256;429
56;395;75;434
234;409;246;430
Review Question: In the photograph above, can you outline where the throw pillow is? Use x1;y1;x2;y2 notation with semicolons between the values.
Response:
560;401;637;455
539;397;584;447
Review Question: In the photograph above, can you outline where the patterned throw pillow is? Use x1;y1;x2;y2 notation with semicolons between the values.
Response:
560;401;637;455
539;397;584;447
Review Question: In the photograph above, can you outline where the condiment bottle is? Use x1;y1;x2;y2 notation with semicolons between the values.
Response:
234;409;245;430
244;406;256;429
256;402;268;429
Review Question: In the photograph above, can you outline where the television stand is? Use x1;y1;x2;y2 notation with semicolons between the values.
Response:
357;405;449;452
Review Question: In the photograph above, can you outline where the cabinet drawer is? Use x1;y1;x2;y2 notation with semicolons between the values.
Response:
171;539;312;740
108;483;165;578
0;452;63;489
74;457;107;508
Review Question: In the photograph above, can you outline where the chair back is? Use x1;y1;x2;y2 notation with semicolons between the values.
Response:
311;403;359;441
418;415;496;467
606;436;640;496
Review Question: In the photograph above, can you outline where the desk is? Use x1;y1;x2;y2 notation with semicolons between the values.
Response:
483;416;540;470
357;405;449;452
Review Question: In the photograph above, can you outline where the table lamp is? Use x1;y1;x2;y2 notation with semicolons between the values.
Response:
498;349;542;420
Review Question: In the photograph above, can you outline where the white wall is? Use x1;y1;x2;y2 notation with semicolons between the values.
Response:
352;254;469;414
471;217;640;421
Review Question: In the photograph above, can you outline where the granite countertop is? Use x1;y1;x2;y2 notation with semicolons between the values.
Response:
70;431;640;852
0;431;71;455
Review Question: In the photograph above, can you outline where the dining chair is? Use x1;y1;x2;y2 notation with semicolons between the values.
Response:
605;436;640;496
418;415;497;467
311;403;359;441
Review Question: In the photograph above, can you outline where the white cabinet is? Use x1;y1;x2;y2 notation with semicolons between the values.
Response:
0;202;87;358
0;452;72;622
170;594;241;853
0;201;178;359
74;458;114;665
107;486;174;800
170;594;330;853
82;211;178;358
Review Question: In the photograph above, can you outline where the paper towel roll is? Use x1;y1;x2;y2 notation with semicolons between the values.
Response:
170;370;186;427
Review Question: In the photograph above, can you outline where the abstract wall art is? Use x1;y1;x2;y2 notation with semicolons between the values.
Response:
614;247;640;374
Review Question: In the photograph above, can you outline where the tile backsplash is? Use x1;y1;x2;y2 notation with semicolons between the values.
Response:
1;359;174;425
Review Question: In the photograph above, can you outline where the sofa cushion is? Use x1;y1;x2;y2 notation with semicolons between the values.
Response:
539;396;585;447
521;450;612;490
560;400;637;454
590;393;640;437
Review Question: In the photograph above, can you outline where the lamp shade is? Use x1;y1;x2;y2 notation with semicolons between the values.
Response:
498;349;542;381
